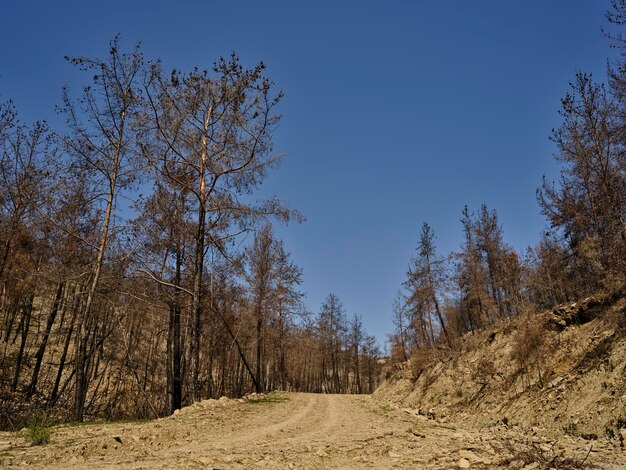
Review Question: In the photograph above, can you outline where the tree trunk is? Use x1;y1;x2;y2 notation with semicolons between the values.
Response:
27;281;65;399
11;291;34;392
255;310;264;393
354;344;361;394
189;109;211;403
167;224;183;414
50;286;80;406
279;312;286;390
74;108;125;422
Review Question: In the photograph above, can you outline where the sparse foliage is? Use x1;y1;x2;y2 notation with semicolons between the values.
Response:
0;39;381;428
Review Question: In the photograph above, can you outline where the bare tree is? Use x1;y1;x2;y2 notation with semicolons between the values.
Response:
405;223;452;347
245;224;303;392
59;37;144;421
349;313;364;393
272;236;303;390
318;294;347;393
390;292;410;362
246;225;274;393
143;54;292;402
539;74;626;288
0;121;55;302
0;120;56;392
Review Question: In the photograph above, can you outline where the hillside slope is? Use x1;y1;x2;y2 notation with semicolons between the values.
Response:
375;292;626;446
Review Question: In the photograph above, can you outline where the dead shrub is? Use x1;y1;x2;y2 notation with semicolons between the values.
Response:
496;438;595;469
472;356;496;385
511;313;550;388
409;349;434;380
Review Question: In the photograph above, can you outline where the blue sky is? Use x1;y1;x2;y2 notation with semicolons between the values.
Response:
0;1;615;346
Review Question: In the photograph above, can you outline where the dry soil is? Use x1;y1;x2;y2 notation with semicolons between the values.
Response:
0;392;624;469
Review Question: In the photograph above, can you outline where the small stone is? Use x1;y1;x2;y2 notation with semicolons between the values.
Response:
459;450;478;461
522;463;540;470
458;457;471;468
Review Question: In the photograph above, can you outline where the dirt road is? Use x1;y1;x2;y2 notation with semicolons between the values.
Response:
0;392;623;469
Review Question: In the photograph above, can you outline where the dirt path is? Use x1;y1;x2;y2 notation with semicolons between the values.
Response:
0;393;624;469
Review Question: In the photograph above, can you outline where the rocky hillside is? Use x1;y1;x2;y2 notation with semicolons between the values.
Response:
375;292;626;446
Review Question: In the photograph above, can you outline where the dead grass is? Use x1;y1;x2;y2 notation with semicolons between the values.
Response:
496;438;596;469
244;392;290;405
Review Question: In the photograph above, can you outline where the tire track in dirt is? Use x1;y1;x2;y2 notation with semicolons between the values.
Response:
180;393;326;450
141;393;337;466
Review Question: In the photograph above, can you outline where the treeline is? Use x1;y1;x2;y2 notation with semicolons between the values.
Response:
0;38;381;428
389;3;626;362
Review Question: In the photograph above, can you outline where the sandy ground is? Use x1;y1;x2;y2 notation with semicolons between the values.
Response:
0;392;624;469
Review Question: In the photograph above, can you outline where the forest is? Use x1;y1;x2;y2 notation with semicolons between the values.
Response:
388;5;626;370
2;2;626;437
0;40;382;428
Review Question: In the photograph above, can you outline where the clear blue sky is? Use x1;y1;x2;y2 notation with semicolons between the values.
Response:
0;1;615;347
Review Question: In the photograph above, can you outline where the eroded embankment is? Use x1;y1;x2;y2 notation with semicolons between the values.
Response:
374;293;626;445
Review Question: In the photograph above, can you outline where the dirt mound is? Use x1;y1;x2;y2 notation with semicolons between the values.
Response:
374;293;626;444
